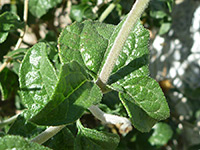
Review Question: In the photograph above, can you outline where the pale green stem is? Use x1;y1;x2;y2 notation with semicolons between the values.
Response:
89;105;132;134
14;0;29;50
31;125;66;144
0;114;20;128
99;2;116;22
98;0;150;84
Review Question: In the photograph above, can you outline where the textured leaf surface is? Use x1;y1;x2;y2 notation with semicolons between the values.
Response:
29;61;102;125
120;77;169;120
75;120;120;150
0;68;18;100
148;123;173;146
0;135;50;150
44;127;75;150
58;20;115;75
19;42;58;120
29;0;62;18
0;12;24;43
119;93;157;132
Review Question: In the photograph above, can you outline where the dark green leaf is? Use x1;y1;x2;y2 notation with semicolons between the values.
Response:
28;0;62;18
0;135;50;150
0;12;24;43
0;67;18;100
119;77;170;120
44;127;75;150
119;93;157;132
75;120;120;150
8;115;45;139
148;122;173;146
30;61;102;125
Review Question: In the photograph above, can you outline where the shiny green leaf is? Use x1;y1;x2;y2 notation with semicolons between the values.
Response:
58;20;115;75
120;77;170;120
119;93;157;132
19;42;58;120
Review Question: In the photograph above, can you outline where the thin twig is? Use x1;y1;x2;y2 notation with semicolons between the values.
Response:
92;0;112;14
97;0;150;84
99;2;116;22
31;125;66;144
14;0;29;50
0;113;20;128
0;0;29;73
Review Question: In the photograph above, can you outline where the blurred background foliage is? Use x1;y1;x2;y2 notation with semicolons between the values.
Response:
1;0;200;149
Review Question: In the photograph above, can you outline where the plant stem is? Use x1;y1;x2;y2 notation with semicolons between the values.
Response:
89;105;132;134
31;125;66;144
99;2;116;22
98;0;150;84
14;0;29;50
0;113;20;128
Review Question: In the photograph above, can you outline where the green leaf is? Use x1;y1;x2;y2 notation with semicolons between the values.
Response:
159;22;171;35
0;135;50;150
19;42;58;120
28;0;62;18
70;4;97;22
70;5;85;22
0;67;19;100
148;122;173;146
119;93;157;132
44;127;75;150
30;61;102;125
0;12;24;43
150;10;167;19
75;120;120;150
120;77;169;120
58;20;115;75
